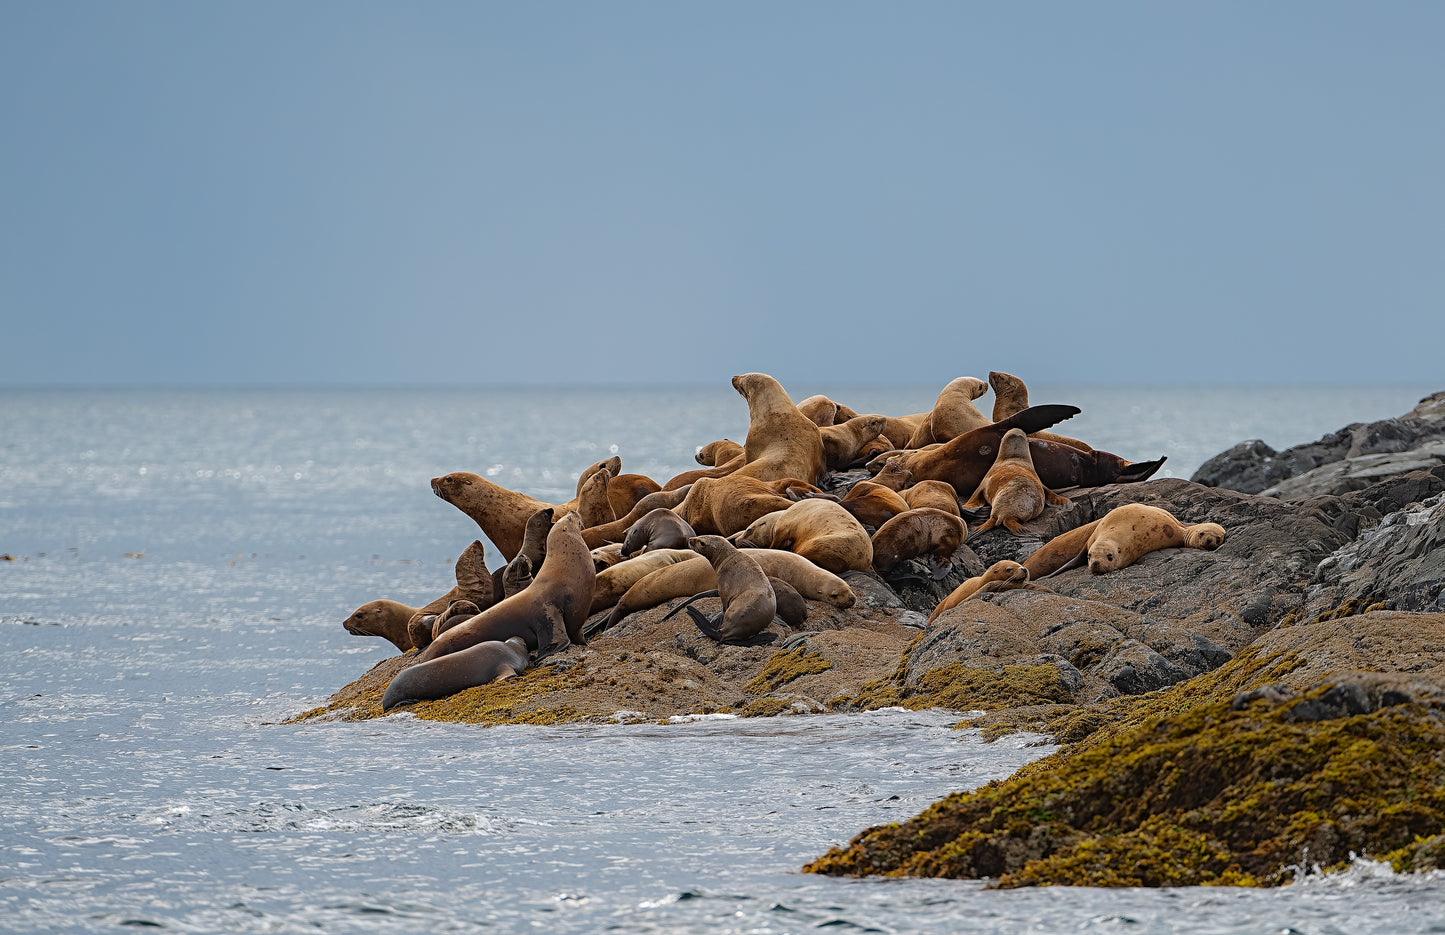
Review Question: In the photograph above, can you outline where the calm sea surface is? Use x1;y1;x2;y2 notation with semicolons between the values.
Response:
2;383;1442;934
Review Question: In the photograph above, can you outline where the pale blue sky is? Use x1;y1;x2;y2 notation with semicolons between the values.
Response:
2;2;1441;386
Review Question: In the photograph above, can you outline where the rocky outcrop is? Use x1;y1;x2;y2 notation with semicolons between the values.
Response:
1301;492;1445;617
1191;391;1445;495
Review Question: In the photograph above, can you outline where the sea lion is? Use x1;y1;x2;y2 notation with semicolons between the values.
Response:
431;473;558;561
620;508;697;557
342;599;418;653
870;508;968;578
1026;505;1228;578
695;439;743;466
501;552;533;598
518;507;553;569
839;481;911;528
575;456;622;499
420;511;595;661
577;468;616;528
682;535;777;644
988;371;1095;452
674;474;797;537
820;414;888;471
730;373;826;485
907;377;990;447
381;636;529;712
732;499;872;575
607;473;662;517
899;480;958;516
879;413;930;454
927;561;1033;623
589;547;700;614
962;428;1070;535
405;540;495;651
871;456;913;493
432;599;481;640
796;395;840;426
769;577;808;627
580;486;692;548
591;543;626;571
662;454;744;491
853;436;895;468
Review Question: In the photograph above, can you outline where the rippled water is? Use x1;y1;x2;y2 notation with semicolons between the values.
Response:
2;384;1442;933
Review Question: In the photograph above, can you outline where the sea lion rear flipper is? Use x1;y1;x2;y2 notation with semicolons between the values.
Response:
1043;549;1089;579
687;606;723;642
995;404;1081;436
1114;456;1167;483
725;630;779;647
659;590;721;624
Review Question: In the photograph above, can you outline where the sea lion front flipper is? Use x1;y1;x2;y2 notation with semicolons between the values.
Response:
1114;456;1167;483
1042;549;1089;579
995;404;1081;436
687;606;724;642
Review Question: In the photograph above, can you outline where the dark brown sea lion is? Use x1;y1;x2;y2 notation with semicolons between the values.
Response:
420;511;595;661
382;636;530;712
682;535;777;644
501;552;533;598
580;486;693;548
620;508;697;557
962;428;1070;536
432;599;481;640
870;508;968;578
405;540;495;651
730;373;826;485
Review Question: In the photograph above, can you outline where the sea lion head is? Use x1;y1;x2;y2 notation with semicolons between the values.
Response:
686;534;734;562
431;472;472;500
1186;523;1227;550
1087;538;1124;574
999;428;1031;460
983;560;1028;585
342;600;395;637
949;376;989;400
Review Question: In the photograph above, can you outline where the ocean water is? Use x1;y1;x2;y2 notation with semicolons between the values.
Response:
2;383;1442;934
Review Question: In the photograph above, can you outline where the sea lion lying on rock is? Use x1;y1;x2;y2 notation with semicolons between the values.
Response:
382;636;530;712
732;499;873;574
1025;504;1228;578
871;508;968;578
926;560;1040;623
963;428;1070;536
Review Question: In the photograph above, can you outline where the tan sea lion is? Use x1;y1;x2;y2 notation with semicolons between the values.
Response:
927;561;1032;623
962;428;1070;535
674;474;797;537
988;371;1095;452
901;480;960;516
431;473;558;561
907;377;990;447
382;636;529;712
420;511;595;661
839;481;911;528
854;435;895;467
607;473;662;517
589;547;700;614
432;599;481;640
662;453;744;491
342;599;418;653
591;543;626;571
681;535;777;644
733;499;872;574
575;456;622;498
870;508;968;577
796;395;841;426
820;414;888;471
695;439;743;466
1027;505;1228;578
579;486;692;548
730;373;826;484
620;508;697;557
577;468;616;528
405;540;495;651
871;456;912;493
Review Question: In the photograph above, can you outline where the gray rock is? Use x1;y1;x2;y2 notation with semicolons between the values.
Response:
1303;492;1445;617
1097;639;1190;694
1260;443;1445;501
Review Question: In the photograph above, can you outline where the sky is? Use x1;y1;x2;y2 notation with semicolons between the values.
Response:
1;2;1441;387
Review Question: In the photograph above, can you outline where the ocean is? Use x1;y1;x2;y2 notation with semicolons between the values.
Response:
2;383;1442;933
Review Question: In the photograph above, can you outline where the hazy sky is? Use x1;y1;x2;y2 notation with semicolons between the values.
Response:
2;2;1441;387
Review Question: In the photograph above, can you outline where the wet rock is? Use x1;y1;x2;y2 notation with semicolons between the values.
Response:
1260;444;1445;501
1302;493;1445;617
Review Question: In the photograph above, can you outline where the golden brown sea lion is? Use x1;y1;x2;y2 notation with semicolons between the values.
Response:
962;428;1070;535
854;436;895;467
730;373;826;484
796;395;841;427
579;486;693;548
607;473;662;517
987;371;1095;452
927;560;1032;623
733;499;872;574
589;547;700;614
1024;505;1227;578
431;473;558;561
907;377;990;447
820;414;888;471
839;481;911;528
695;439;743;466
575;456;622;498
620;508;697;557
577;468;616;528
900;480;960;516
405;540;495;651
682;535;777;644
674;474;797;537
661;454;744;491
871;456;912;493
382;636;530;712
870;508;968;577
342;599;418;653
420;511;595;661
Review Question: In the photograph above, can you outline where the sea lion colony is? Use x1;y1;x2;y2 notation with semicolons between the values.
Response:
346;371;1214;712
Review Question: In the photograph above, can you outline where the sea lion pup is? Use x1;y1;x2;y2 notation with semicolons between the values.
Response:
870;508;968;578
732;499;873;575
432;599;482;640
840;481;911;528
696;439;743;466
607;473;662;517
420;511;595;662
901;480;961;516
871;456;913;493
907;376;991;447
962;428;1070;536
927;561;1032;623
1025;505;1227;579
678;535;777;644
501;553;533;598
382;636;530;712
589;547;700;614
730;373;827;484
620;508;697;557
431;473;557;561
580;486;692;548
987;370;1095;452
577;468;616;528
820;414;888;471
674;474;797;537
406;540;496;651
796;395;841;426
342;599;419;653
591;543;626;571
